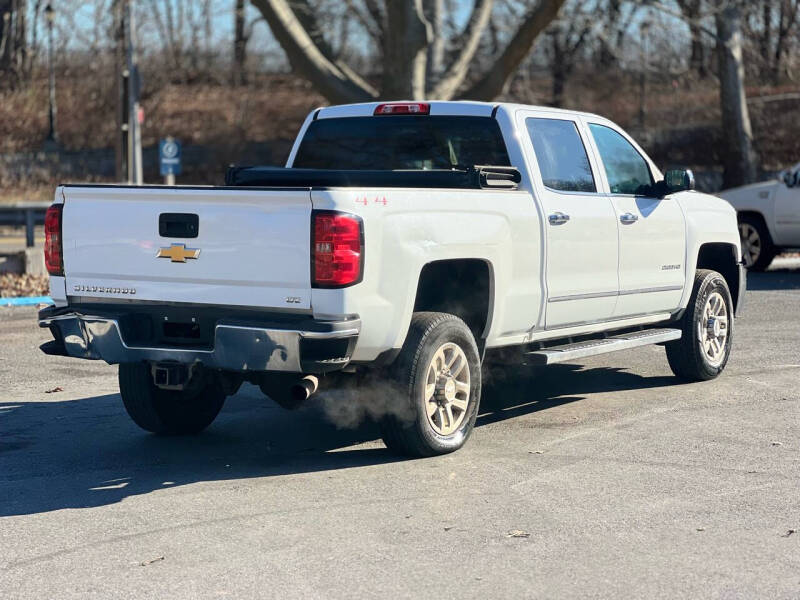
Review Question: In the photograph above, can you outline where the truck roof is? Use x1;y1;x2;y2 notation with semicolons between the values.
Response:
314;100;606;122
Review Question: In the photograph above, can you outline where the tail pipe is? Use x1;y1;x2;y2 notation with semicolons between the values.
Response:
261;374;321;410
289;375;319;404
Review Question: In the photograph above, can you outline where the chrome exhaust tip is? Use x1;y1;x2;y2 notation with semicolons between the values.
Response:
289;375;319;404
261;374;320;410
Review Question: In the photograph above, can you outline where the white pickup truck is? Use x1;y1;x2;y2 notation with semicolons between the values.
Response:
39;101;745;457
719;162;800;271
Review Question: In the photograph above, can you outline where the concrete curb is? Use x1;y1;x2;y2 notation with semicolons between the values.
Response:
0;296;53;307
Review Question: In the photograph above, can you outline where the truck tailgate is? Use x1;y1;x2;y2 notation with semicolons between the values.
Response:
61;186;312;310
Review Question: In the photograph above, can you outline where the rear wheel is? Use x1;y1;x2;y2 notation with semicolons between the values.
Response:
119;362;226;434
738;214;775;271
666;269;734;382
378;312;481;457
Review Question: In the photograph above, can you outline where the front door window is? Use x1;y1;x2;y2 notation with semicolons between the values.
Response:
589;124;653;196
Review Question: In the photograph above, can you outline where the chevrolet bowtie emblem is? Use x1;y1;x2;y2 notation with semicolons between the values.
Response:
157;243;200;263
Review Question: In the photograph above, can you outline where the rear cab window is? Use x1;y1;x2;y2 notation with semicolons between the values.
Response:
526;118;597;193
293;116;511;170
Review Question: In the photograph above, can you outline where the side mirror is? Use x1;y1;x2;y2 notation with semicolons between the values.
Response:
651;169;695;198
782;170;797;188
664;169;696;193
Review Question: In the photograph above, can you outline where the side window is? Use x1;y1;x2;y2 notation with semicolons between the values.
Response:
526;118;596;193
589;124;654;195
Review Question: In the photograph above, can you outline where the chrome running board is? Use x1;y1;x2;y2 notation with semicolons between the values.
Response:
525;328;682;366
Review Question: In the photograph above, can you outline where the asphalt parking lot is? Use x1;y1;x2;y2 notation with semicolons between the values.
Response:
1;262;799;599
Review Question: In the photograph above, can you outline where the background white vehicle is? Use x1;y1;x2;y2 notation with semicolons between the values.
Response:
39;101;745;457
719;162;800;270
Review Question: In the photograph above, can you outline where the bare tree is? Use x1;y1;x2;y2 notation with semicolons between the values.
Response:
716;1;758;187
148;0;186;79
248;0;568;102
0;0;27;88
641;0;759;186
677;0;710;76
594;0;637;68
757;0;800;82
424;0;445;89
544;3;592;107
233;0;248;85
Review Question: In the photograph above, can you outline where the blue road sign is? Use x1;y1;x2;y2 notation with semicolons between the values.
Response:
159;138;182;176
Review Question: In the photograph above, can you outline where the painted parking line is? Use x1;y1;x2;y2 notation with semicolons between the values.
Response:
0;296;53;307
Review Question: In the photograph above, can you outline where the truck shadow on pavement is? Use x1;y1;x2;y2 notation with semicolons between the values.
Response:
0;364;676;518
747;267;800;291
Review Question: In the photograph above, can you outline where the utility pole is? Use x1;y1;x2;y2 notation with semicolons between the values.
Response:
114;0;142;184
125;0;143;185
44;3;58;147
114;0;128;182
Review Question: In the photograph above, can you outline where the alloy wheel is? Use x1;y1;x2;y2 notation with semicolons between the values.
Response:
699;291;729;367
738;222;761;268
423;342;471;436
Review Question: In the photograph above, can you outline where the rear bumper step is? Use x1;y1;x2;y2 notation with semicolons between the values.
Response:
39;310;359;374
525;328;681;365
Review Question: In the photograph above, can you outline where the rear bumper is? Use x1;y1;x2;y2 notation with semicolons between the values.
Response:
39;306;360;374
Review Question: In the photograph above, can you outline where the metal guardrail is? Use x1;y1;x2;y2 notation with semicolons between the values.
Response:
0;203;50;248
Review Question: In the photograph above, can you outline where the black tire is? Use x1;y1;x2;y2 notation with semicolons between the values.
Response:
666;269;734;382
378;312;482;457
118;362;226;434
738;214;776;271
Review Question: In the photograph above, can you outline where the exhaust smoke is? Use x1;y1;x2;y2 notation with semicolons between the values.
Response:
316;375;415;429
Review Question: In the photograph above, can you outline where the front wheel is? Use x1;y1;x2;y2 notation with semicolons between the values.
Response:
666;269;734;382
378;312;481;457
119;363;226;434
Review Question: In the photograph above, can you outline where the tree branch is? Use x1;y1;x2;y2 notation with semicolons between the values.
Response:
432;0;493;99
249;0;377;103
364;0;386;38
343;0;383;45
641;0;718;40
460;0;567;100
287;0;335;62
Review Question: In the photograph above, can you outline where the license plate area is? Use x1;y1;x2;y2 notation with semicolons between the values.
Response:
117;312;214;349
162;320;201;341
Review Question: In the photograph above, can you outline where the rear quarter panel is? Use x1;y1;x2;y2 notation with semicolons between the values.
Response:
310;188;542;362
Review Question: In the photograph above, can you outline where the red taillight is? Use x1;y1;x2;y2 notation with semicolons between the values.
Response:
312;211;363;288
374;102;430;116
44;204;63;276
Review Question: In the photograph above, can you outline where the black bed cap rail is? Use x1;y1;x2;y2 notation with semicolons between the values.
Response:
225;165;521;190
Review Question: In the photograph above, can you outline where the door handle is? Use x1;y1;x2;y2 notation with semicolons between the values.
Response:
619;212;639;224
548;212;570;225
